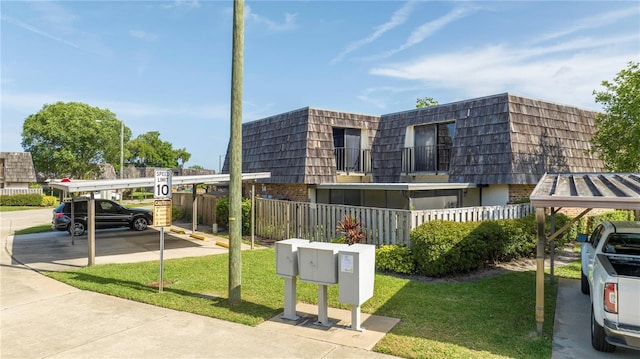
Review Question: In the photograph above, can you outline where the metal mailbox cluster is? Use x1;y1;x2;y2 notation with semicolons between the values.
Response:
275;238;375;331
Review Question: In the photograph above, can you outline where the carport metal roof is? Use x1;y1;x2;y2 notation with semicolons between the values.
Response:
530;172;640;336
46;172;271;192
530;173;640;209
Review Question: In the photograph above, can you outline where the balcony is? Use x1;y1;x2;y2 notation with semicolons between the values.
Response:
402;145;451;174
334;148;371;174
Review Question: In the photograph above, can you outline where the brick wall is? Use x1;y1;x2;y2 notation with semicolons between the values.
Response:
508;184;535;203
243;183;309;202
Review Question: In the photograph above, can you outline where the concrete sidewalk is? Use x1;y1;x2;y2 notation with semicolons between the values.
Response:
1;208;400;359
1;236;399;359
3;209;638;358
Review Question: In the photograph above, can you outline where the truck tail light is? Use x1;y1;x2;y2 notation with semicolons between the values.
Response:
604;282;618;313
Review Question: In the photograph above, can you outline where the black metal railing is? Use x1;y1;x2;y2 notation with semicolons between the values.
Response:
334;148;371;173
401;145;451;173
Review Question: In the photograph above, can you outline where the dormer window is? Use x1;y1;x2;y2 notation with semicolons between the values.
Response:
333;127;371;173
403;121;455;173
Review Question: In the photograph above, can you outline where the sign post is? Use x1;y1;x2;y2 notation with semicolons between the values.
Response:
154;170;172;293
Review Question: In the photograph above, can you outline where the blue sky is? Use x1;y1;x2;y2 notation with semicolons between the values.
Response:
2;1;639;171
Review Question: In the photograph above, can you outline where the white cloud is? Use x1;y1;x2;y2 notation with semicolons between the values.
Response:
28;1;77;34
370;38;637;109
162;0;200;10
330;0;418;65
531;6;640;44
130;30;158;42
371;5;478;60
0;91;228;122
1;14;80;49
366;4;640;110
245;5;297;32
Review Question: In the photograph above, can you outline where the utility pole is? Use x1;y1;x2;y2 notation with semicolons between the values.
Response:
228;0;244;305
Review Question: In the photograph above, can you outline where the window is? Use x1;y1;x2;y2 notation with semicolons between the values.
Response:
404;121;455;173
333;128;364;172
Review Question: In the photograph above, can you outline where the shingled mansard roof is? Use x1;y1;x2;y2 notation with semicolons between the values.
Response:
224;93;604;185
0;152;37;183
223;107;380;184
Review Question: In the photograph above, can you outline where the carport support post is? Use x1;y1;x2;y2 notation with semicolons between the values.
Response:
535;207;545;335
550;208;556;285
192;184;198;232
70;196;75;246
88;197;95;266
251;182;255;250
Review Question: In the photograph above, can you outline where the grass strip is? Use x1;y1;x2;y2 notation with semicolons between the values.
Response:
48;249;580;359
14;224;53;235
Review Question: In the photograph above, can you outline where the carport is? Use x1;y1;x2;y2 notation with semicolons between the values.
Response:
47;172;270;266
530;172;640;334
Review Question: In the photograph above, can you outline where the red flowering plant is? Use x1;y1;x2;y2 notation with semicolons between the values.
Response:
336;215;366;245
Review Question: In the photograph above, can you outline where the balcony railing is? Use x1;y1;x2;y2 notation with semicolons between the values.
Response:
402;145;451;174
334;148;371;174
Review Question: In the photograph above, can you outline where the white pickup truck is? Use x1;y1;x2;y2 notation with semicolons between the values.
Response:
578;221;640;352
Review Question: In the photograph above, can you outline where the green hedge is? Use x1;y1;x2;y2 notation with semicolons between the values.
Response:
215;197;252;235
0;193;58;206
375;245;415;274
577;210;636;235
409;213;576;278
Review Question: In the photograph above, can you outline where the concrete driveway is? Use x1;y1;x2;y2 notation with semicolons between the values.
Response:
552;278;638;358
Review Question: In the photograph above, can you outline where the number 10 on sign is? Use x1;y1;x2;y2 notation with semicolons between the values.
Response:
154;170;172;199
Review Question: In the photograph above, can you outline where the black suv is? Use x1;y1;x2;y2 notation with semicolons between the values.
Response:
52;199;153;236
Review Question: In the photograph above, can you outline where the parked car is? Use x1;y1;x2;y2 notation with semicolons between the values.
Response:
52;199;153;236
577;221;640;353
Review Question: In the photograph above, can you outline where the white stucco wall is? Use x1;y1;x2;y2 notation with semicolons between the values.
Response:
481;184;509;206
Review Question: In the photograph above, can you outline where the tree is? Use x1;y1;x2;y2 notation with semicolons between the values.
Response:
126;131;191;168
416;97;439;108
591;61;640;172
21;102;131;179
174;148;191;167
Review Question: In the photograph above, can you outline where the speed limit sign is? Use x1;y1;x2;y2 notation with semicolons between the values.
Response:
154;170;172;199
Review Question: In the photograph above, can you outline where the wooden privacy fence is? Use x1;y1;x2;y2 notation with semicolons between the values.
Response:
171;192;219;225
255;198;534;246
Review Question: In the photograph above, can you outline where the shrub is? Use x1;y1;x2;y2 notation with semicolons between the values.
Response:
409;215;570;277
40;195;58;207
410;220;482;277
0;193;44;206
131;190;152;200
172;206;183;220
215;197;252;235
376;245;415;274
578;210;636;235
517;212;574;252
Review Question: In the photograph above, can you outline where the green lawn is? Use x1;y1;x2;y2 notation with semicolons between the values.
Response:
47;249;581;359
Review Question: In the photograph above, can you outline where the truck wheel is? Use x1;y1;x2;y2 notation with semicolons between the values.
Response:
581;271;590;294
591;306;615;352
